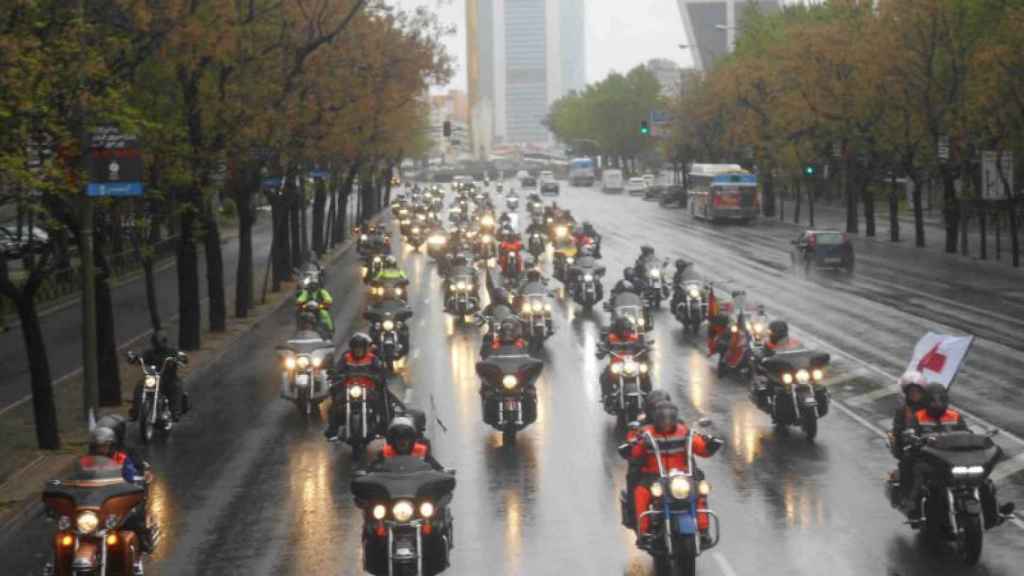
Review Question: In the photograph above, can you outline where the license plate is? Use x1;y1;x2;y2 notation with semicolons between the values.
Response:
295;374;310;386
504;399;519;410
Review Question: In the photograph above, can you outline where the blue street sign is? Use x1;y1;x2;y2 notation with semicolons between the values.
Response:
86;181;144;197
261;177;284;190
309;170;329;180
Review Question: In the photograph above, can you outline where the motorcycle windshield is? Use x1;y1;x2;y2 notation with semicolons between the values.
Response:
352;456;456;502
476;355;544;386
921;431;1002;469
44;457;144;508
761;350;831;373
281;336;334;356
613;292;643;309
366;301;414;322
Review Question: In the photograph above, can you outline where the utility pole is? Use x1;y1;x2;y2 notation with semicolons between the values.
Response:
77;0;98;420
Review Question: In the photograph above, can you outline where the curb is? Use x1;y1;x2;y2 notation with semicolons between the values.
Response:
0;217;375;538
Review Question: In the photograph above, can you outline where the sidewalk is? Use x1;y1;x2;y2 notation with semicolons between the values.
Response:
776;201;1023;271
0;216;367;536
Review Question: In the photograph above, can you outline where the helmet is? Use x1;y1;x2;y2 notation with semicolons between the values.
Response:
307;279;320;293
616;280;635;293
384;255;398;269
675;259;689;271
523;254;537;269
151;329;170;350
924;382;949;419
88;426;117;457
898;370;927;397
492;288;510;306
349;333;372;358
623;267;635;282
643;390;671;419
768;320;789;343
386;416;418;455
611;316;634;335
498;318;521;342
527;268;541;282
653;401;679;433
573;224;584;235
641;245;654;257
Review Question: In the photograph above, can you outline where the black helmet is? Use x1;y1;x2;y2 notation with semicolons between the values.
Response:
349;333;372;357
924;382;949;420
151;329;170;350
384;255;398;269
643;390;671;418
641;245;654;257
675;259;689;271
768;320;789;343
492;288;510;306
582;221;595;233
617;280;635;293
386;416;418;455
623;267;635;281
653;401;679;433
527;268;541;282
88;426;117;457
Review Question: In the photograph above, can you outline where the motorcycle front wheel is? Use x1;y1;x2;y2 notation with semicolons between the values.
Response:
959;514;983;565
140;398;154;444
801;410;818;441
502;428;517;446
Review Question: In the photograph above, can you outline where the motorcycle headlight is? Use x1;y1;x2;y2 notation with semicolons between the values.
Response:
698;480;711;496
393;501;414;522
730;325;738;334
688;287;700;299
566;256;575;265
482;234;492;243
373;256;382;263
394;287;403;296
76;511;99;535
796;369;810;384
429;235;446;245
361;234;369;241
636;317;645;327
639;363;649;374
543;302;552;312
583;274;594;282
412;227;421;234
670;476;691;499
382;320;395;331
349;385;363;399
400;220;411;226
753;322;764;334
285;357;296;370
419;501;435;518
650;481;664;498
372;504;387;520
456;281;467;290
611;363;623;375
144;375;157;388
482;216;495;226
812;368;824;381
502;374;518;389
312;356;322;368
296;356;310;370
649;269;661;278
951;465;985;477
782;373;794;385
555;226;567;238
623;360;638;375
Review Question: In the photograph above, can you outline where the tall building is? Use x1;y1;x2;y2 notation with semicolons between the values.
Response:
646;58;684;97
676;0;780;71
466;0;586;149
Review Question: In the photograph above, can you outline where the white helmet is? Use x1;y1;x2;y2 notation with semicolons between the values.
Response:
898;370;927;394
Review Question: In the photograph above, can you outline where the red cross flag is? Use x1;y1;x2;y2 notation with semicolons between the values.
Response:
905;332;974;389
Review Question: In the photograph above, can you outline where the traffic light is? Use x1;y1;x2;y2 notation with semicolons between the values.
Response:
443;121;452;138
640;120;650;136
803;164;817;177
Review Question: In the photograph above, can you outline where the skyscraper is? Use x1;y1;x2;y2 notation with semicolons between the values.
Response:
504;0;549;144
676;0;780;71
559;0;586;96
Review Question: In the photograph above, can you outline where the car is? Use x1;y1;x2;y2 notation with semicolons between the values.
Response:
540;177;560;196
658;184;687;207
521;176;538;189
515;170;530;181
790;229;855;274
641;173;656;188
539;170;555;181
643;183;665;200
601;169;624;193
0;225;50;259
625;177;648;195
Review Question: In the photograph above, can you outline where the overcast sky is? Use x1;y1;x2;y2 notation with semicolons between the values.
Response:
391;0;693;92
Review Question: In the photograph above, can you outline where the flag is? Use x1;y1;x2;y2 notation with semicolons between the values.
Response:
905;332;974;388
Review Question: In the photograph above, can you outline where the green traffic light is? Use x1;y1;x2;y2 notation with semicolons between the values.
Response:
804;165;815;176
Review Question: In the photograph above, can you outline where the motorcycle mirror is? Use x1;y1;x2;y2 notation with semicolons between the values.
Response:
697;417;713;428
444;468;457;476
177;351;188;364
126;351;137;363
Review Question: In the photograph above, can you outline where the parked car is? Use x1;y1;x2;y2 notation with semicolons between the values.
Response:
643;183;665;200
658;184;687;207
540;177;560;196
521;176;538;189
790;230;855;274
625;177;648;196
0;225;50;259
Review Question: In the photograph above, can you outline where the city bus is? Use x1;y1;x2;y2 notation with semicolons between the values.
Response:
687;164;759;223
569;157;596;187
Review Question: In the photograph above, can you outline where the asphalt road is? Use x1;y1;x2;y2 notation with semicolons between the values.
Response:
3;182;1022;575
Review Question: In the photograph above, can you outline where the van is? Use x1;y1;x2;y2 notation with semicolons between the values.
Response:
601;169;624;193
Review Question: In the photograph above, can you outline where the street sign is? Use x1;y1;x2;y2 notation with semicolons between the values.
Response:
981;151;1013;200
649;111;671;124
261;177;284;190
87;126;143;197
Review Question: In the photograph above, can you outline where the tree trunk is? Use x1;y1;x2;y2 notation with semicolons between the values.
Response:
910;174;926;247
942;168;959;253
762;168;775;217
889;174;900;242
234;174;254;318
809;178;816;228
93;233;121;406
177;206;201;351
844;158;858;234
299;174;309;259
143;258;160;331
203;203;226;332
793;179;801;224
313;177;326;256
16;294;60;449
861;173;876;237
1010;199;1020;267
978;202;987;260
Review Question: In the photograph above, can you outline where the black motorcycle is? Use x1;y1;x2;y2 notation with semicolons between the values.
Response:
597;343;652;427
886;429;1016;565
749;350;831;440
672;280;707;334
639;258;671;310
351;456;456;576
606;291;653;333
330;369;389;459
127;350;189;444
517;287;554;354
366;301;414;373
527;231;546;258
363;254;386;284
444;268;480;322
568;263;605;310
476;349;544;443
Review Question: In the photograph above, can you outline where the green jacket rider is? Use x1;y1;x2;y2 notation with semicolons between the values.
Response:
296;280;334;333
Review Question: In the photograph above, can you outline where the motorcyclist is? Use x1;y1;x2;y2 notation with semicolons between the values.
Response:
633;245;657;280
497;226;524;275
324;333;392;441
620;401;722;545
888;371;928;505
764;320;802;352
85;425;154;553
514;269;547;306
374;415;445;471
372;255;408;284
670;259;701;312
902;382;969;519
488;317;527;355
131;330;183;422
599;316;644;399
610;268;640;297
296;278;335;334
567;245;604;300
578;221;602;257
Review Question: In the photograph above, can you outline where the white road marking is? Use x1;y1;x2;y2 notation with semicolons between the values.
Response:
830;399;887;439
712;551;740;576
844;385;899;407
412;349;420;360
403;387;415;404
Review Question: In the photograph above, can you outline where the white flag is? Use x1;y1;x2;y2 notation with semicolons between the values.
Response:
905;332;974;388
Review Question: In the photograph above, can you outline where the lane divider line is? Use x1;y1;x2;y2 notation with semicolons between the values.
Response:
712;551;740;576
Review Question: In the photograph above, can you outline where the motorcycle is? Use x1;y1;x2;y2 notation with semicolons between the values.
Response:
476;350;545;443
750;349;831;440
330;369;388;459
276;336;335;416
351;456;456;576
527;231;546;258
551;235;577;283
620;422;721;576
499;248;523;283
505;194;519;211
568;264;605;310
607;291;653;334
597;344;652;427
885;429;1016;565
363;254;386;284
43;457;150;576
426;228;449;260
405;223;427;251
127;350;188;444
444;269;480;322
367;301;414;373
672;280;707;334
370;277;410;305
298;299;334;340
641;259;671;309
475;231;497;264
517;288;553;354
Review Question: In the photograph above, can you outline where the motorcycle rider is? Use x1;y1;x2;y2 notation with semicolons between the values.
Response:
599;316;644;399
670;259;700;314
296;278;335;335
574;221;602;257
610;268;640;298
888;371;928;505
514;268;547;306
567;245;604;301
497;225;524;275
633;245;658;281
372;255;408;286
765;320;802;352
131;330;183;422
85;425;155;554
374;415;445;471
620;401;722;546
902;382;968;519
324;333;393;441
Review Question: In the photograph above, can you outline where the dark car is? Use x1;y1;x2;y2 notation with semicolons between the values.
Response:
0;226;50;259
790;230;855;274
658;184;687;207
521;176;537;189
540;178;560;196
643;183;665;200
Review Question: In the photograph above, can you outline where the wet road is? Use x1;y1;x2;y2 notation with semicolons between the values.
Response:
3;182;1023;575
